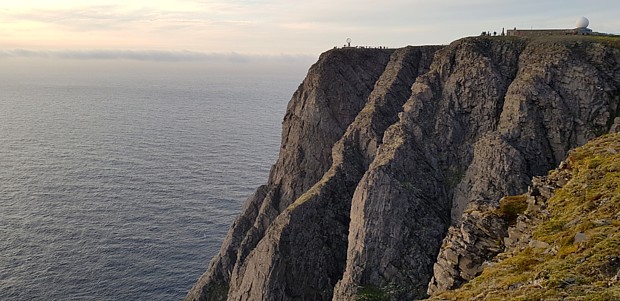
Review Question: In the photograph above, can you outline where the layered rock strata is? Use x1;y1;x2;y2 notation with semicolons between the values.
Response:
427;38;620;297
187;36;620;301
187;46;442;300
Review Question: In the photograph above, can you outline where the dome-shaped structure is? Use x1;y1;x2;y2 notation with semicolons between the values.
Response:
576;16;589;29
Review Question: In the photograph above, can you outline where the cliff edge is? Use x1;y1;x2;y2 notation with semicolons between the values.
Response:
187;36;620;301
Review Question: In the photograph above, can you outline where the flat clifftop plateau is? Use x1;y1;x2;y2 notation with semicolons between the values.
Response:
186;36;620;301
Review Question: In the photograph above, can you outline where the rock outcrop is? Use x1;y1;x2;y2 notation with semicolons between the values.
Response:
426;37;620;297
428;133;620;300
187;36;620;301
426;165;574;295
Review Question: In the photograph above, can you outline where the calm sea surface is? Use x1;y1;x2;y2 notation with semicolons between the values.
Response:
0;66;302;300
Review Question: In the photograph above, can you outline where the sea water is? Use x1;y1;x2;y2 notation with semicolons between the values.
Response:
0;62;304;300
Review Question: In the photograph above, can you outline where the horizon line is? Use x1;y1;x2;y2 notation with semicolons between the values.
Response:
0;49;317;63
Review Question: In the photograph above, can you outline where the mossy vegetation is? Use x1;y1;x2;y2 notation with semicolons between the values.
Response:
357;286;389;301
589;35;620;49
431;133;620;300
209;284;230;301
287;167;337;210
497;194;528;226
527;34;620;49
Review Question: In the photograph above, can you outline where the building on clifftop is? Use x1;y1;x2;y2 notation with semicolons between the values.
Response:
507;16;601;37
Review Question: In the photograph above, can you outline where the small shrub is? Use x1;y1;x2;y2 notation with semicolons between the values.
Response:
557;244;578;258
587;156;604;169
536;219;566;237
511;249;542;272
357;286;388;301
498;195;528;225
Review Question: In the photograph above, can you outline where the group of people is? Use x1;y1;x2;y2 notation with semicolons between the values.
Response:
481;28;506;37
335;45;390;49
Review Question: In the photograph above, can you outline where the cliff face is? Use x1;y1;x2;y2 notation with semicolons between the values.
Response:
185;47;396;301
187;36;620;301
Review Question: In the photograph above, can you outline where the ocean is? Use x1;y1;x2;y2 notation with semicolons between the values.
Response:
0;63;304;300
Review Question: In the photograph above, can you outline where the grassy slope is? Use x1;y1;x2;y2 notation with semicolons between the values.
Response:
434;133;620;300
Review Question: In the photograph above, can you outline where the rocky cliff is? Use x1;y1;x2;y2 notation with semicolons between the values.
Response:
186;36;620;301
429;132;620;300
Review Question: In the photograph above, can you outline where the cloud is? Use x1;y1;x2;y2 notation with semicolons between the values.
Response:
0;49;315;64
1;0;618;55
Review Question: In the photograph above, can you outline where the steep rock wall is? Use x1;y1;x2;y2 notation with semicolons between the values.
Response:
334;37;528;300
227;46;441;301
187;36;620;301
186;47;408;300
428;38;620;297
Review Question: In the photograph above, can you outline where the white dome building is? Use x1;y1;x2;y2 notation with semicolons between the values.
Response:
505;15;606;37
576;16;589;29
574;16;593;35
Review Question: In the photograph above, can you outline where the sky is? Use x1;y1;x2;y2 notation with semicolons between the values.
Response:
1;0;619;70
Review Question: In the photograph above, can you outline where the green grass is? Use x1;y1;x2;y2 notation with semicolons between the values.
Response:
588;35;620;49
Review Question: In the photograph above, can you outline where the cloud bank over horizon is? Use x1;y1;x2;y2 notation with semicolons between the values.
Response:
0;48;315;64
2;0;619;57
